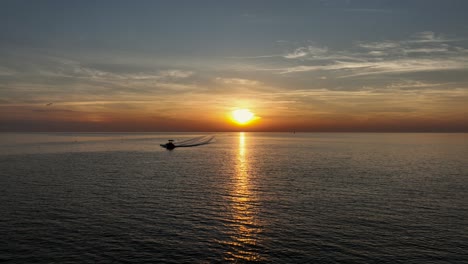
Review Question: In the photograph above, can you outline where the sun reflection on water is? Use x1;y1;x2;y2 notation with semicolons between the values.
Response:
223;132;263;262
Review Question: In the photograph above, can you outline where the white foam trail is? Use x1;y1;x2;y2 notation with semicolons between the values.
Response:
173;135;215;148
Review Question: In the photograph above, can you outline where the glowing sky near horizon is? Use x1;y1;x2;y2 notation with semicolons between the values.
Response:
1;0;468;132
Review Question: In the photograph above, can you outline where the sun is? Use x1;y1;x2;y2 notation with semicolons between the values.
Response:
231;109;255;125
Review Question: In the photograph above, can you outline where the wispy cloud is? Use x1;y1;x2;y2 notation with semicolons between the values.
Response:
386;80;455;90
227;45;329;60
0;54;202;107
215;77;259;86
158;70;193;79
337;58;467;78
244;31;468;78
31;108;76;113
358;41;400;50
226;54;281;59
408;31;455;43
403;47;449;54
284;45;328;59
47;62;194;82
357;31;459;56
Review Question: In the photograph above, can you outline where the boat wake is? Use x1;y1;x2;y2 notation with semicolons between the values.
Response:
160;135;215;149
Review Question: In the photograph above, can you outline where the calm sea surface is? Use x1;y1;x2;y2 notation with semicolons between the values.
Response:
0;132;467;263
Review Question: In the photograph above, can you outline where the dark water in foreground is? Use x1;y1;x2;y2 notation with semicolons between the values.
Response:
0;132;467;263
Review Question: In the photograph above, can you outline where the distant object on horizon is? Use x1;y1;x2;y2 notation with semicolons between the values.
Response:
160;135;215;150
46;103;53;106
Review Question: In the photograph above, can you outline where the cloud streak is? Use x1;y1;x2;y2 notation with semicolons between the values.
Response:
240;32;468;78
283;46;328;59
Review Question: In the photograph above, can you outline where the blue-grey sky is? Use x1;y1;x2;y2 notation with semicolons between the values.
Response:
1;0;468;131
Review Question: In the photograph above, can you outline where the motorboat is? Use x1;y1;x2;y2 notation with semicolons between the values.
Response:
160;135;215;150
160;139;176;150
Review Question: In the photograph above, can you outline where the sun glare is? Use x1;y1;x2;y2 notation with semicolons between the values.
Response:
232;109;255;125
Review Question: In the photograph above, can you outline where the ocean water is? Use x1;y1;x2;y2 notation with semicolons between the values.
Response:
0;132;467;263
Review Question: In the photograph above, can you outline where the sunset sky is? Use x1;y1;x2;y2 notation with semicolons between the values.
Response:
1;0;467;132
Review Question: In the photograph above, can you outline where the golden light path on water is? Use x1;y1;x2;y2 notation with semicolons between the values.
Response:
223;132;262;261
